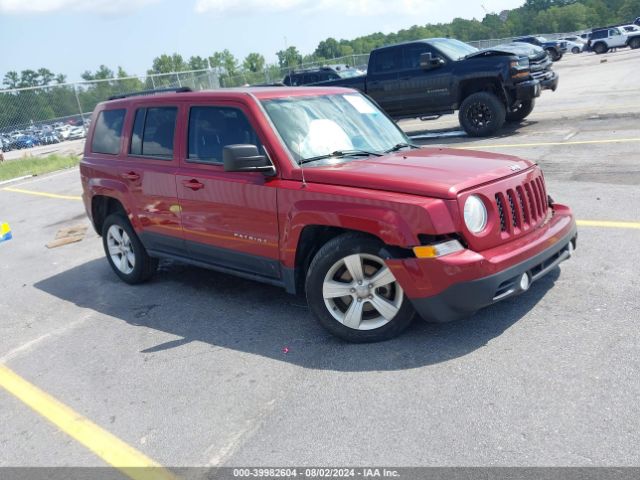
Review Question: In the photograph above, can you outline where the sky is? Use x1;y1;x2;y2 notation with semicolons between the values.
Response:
0;0;525;82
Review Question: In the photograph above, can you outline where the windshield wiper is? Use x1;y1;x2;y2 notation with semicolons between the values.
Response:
384;142;421;153
299;149;382;165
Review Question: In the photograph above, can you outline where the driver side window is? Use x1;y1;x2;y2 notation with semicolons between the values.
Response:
401;44;440;70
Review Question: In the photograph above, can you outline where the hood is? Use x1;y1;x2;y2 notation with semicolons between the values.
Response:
466;42;545;61
299;148;535;199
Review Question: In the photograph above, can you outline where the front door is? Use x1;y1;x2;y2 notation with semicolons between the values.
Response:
397;43;454;116
176;103;281;280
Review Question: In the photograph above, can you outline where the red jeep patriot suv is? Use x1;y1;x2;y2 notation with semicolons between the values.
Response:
80;86;577;342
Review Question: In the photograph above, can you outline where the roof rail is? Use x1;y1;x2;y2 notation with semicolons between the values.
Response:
108;86;192;101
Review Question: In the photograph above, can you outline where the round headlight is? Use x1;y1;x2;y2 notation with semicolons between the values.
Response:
464;195;488;234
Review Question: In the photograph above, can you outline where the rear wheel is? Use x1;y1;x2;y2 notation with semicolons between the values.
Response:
629;37;640;49
593;42;608;54
571;46;580;54
506;98;535;122
458;92;506;137
305;233;415;342
102;213;158;284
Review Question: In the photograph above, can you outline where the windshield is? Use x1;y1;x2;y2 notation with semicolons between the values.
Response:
261;93;410;165
428;38;478;60
338;69;363;78
537;37;548;42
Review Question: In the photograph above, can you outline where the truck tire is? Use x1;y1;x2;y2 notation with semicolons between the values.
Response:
593;42;608;54
629;37;640;49
459;92;506;137
546;48;561;61
305;233;415;343
571;46;580;54
506;98;535;122
102;213;158;284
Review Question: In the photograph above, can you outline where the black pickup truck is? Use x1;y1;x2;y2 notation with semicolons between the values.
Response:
314;38;559;137
513;36;568;61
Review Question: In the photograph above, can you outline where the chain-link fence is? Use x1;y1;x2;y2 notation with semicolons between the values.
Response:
0;35;580;151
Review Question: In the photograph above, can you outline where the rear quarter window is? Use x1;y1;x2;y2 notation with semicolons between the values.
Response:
91;109;125;155
129;106;177;159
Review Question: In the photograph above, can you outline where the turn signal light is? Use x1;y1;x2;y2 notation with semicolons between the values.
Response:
413;240;464;258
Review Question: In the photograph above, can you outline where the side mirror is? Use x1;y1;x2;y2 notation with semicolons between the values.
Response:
419;52;444;70
223;144;275;175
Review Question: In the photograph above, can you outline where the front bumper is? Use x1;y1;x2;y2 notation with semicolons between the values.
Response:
539;71;559;91
513;79;541;101
387;205;577;323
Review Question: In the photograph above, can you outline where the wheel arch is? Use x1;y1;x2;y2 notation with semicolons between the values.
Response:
458;77;507;106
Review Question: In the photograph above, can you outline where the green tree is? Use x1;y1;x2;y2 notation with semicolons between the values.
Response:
276;46;302;69
243;52;265;73
208;49;238;75
3;71;20;89
148;54;188;74
188;55;209;70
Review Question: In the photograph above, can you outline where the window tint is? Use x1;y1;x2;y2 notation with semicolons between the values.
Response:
188;106;262;164
372;49;399;72
305;73;319;84
129;107;177;158
401;44;431;70
91;109;125;155
592;30;605;39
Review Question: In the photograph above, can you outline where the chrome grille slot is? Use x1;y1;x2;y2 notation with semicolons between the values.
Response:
495;194;507;232
507;190;519;229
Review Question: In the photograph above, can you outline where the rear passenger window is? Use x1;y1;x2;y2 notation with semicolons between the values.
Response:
91;109;125;155
188;106;262;164
372;50;399;73
129;107;177;158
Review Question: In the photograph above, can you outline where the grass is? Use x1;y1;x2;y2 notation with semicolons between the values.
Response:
0;154;80;182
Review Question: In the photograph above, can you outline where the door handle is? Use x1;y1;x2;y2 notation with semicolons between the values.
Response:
120;171;140;181
182;179;205;191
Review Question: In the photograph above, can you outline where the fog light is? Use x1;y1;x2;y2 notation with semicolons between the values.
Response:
519;273;531;291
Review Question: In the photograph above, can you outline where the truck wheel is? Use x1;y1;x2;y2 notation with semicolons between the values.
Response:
593;42;608;54
305;233;415;343
572;46;580;54
102;213;158;285
459;92;506;137
629;37;640;49
546;48;561;61
506;98;535;122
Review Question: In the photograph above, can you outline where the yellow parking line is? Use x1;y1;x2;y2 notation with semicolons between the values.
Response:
457;137;640;149
0;365;177;480
577;220;640;230
2;187;82;201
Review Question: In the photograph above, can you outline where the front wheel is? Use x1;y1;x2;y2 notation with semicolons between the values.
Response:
305;233;415;342
102;213;158;284
506;98;535;122
572;46;580;54
458;92;506;137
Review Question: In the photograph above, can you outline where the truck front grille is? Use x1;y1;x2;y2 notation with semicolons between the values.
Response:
494;175;548;233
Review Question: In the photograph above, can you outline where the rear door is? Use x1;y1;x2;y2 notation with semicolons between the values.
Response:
175;102;281;280
396;43;454;116
120;103;184;256
366;48;404;116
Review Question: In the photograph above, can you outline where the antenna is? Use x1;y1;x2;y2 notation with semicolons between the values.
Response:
299;159;307;188
481;4;488;15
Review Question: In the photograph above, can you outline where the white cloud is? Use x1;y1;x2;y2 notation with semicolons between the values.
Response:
0;0;159;14
194;0;441;16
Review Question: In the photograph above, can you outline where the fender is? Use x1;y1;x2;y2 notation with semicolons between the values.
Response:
279;197;456;268
86;178;140;230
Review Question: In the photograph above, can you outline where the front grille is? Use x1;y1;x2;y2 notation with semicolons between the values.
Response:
493;174;548;234
529;54;553;81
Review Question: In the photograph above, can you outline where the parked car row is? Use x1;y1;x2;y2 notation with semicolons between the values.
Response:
0;120;88;152
578;23;640;54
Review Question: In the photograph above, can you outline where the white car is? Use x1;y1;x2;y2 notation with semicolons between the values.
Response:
561;39;585;53
55;125;72;140
67;126;86;140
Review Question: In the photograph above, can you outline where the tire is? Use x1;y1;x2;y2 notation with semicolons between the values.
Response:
629;37;640;49
593;42;608;54
305;233;415;343
506;98;535;122
458;91;506;137
546;48;561;61
572;46;580;54
102;213;158;284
